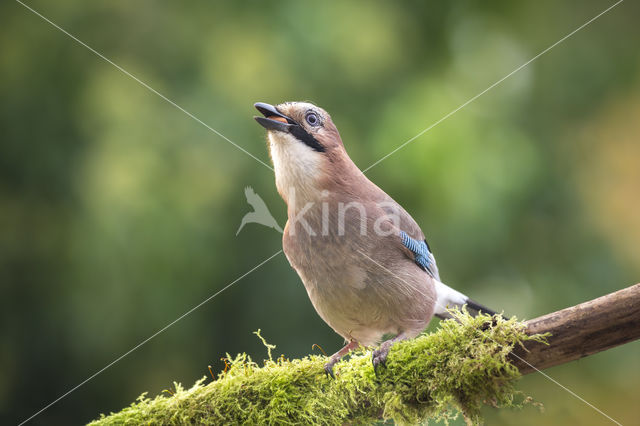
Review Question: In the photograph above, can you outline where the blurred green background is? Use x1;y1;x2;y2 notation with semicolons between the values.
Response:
2;1;639;424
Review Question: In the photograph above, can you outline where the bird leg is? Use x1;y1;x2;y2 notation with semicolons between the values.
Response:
324;340;359;378
372;332;409;374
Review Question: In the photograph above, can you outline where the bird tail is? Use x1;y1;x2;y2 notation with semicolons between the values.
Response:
464;298;500;317
433;280;503;320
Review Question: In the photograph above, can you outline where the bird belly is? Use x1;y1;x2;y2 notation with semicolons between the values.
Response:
284;232;436;346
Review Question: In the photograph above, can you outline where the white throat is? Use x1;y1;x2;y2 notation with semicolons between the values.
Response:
268;132;324;205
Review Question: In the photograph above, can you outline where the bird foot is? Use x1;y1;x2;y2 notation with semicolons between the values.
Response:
324;360;337;379
323;341;359;379
372;343;391;375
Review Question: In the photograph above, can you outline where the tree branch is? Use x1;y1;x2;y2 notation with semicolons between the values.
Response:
513;283;640;374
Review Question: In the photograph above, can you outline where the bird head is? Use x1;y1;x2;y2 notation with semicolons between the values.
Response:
254;101;357;204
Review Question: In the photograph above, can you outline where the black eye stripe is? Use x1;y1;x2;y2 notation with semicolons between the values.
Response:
289;125;325;152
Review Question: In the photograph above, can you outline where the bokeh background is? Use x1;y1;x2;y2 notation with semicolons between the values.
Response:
2;1;639;424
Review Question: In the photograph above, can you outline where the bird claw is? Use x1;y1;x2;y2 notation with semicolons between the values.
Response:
324;362;336;379
371;347;389;375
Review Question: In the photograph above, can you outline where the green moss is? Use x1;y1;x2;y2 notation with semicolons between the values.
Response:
89;311;546;425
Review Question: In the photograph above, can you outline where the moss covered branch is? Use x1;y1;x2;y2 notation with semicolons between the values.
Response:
90;313;544;425
90;284;640;425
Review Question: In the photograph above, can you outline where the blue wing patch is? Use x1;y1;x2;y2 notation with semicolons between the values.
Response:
400;231;438;279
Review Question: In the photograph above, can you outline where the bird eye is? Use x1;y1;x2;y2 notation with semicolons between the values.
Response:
305;112;319;126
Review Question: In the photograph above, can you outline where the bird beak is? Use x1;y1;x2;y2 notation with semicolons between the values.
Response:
254;102;295;133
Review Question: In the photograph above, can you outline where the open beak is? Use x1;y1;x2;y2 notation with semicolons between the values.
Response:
254;102;296;132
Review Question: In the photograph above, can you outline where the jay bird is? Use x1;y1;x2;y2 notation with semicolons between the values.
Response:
254;101;498;377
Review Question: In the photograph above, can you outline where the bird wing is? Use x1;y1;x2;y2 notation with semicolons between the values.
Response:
365;186;441;281
364;187;500;319
421;237;440;281
399;231;440;281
